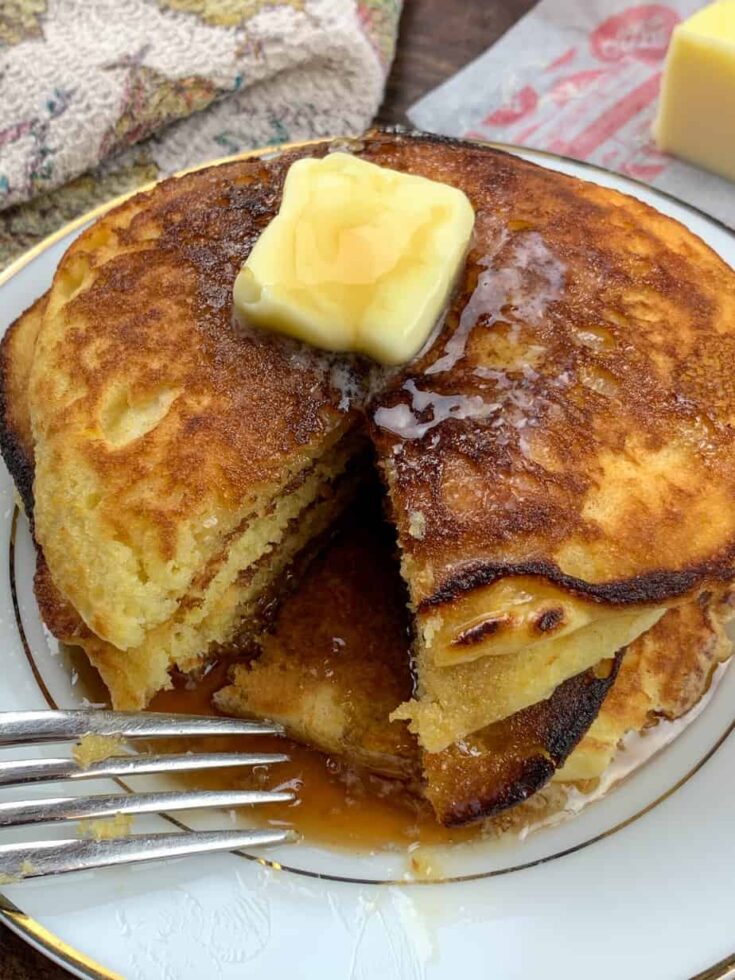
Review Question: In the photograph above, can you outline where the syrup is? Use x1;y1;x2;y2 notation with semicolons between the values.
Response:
147;510;481;852
426;230;565;377
373;230;567;444
150;663;479;851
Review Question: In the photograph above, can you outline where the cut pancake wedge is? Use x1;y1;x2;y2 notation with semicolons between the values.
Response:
35;459;363;709
215;507;619;823
215;507;733;826
26;154;366;662
391;605;662;752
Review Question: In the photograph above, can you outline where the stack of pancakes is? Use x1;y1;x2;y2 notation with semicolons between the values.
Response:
3;172;367;710
3;131;735;827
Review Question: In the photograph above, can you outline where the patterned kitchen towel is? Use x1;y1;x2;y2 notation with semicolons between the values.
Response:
0;0;401;269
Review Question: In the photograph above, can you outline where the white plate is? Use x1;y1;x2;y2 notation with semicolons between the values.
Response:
0;144;734;980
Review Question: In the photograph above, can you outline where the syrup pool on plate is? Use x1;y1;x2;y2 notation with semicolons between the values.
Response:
149;662;480;852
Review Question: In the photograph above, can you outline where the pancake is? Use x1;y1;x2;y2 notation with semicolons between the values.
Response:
29;159;368;649
4;130;735;732
14;155;374;706
215;502;622;822
556;591;734;782
2;301;368;709
3;309;368;712
214;503;731;825
359;134;735;751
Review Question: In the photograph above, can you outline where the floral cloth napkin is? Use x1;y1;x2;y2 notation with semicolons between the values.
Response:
0;0;401;269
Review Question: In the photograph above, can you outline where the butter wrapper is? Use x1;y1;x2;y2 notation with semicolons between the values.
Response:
408;0;735;229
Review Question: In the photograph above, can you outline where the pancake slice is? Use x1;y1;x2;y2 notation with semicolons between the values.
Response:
27;154;364;656
556;592;735;783
215;503;620;823
35;458;363;709
1;292;366;708
362;132;735;750
391;605;662;753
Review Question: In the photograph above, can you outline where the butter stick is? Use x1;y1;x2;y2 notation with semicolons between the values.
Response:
654;1;735;183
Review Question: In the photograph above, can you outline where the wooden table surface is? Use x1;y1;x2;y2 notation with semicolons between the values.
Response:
0;0;534;975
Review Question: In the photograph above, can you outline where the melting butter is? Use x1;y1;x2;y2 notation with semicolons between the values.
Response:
233;152;475;366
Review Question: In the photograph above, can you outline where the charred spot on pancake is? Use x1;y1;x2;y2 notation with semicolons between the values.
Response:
419;559;718;613
33;552;88;641
0;393;35;520
452;614;510;646
0;295;46;522
535;607;564;633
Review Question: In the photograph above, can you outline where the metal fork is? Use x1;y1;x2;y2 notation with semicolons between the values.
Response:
0;710;295;880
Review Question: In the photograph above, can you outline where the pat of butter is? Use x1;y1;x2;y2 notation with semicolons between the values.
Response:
654;1;735;182
233;152;475;365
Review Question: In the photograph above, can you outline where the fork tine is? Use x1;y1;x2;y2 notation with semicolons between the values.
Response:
0;711;283;746
0;752;289;787
0;829;292;879
0;789;294;827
